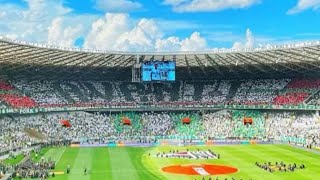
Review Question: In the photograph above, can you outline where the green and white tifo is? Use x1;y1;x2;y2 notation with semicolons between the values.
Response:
5;144;320;180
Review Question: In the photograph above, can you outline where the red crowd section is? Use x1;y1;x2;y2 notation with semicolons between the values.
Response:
273;92;309;105
287;79;320;89
0;81;15;90
0;94;38;108
0;80;38;108
273;79;320;105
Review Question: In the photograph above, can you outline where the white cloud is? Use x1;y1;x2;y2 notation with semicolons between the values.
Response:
163;0;260;12
115;18;163;52
0;1;208;52
232;28;255;49
287;0;320;14
0;0;98;46
95;0;142;12
0;0;71;42
84;13;132;50
156;37;182;51
163;0;189;6
180;32;207;51
47;17;82;47
156;32;207;52
84;13;208;52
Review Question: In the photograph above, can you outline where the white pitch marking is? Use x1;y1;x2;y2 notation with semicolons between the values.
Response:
193;167;210;175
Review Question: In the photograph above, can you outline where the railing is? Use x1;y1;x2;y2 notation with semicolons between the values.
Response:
0;103;320;115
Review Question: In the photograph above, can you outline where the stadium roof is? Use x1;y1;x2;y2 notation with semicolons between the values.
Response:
1;36;320;81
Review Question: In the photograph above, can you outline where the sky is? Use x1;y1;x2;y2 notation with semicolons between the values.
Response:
0;0;319;52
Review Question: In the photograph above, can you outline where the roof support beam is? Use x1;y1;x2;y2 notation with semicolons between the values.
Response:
204;54;223;76
214;54;240;76
254;52;299;72
94;54;115;67
194;55;207;76
184;55;192;78
234;53;271;74
242;52;289;76
273;50;316;71
97;54;116;67
115;55;134;67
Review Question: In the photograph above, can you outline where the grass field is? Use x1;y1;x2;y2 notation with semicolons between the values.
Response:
3;154;25;166
27;144;320;180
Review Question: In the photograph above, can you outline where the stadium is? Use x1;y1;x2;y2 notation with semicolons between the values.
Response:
1;36;320;180
1;1;320;180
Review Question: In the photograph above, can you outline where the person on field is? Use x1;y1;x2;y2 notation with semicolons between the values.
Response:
67;164;70;174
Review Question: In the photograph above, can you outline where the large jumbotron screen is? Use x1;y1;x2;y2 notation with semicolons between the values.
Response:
141;61;176;82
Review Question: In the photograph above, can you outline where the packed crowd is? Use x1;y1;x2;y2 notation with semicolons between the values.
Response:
273;79;320;105
13;158;55;179
231;79;289;105
1;110;320;153
307;92;320;105
0;79;319;109
265;111;320;146
0;162;10;179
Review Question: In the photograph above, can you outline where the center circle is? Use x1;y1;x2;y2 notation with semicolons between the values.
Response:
162;164;238;176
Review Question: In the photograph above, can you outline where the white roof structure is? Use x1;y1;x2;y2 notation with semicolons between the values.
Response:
0;37;320;80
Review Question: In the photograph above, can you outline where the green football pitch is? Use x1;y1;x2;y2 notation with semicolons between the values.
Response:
31;144;320;180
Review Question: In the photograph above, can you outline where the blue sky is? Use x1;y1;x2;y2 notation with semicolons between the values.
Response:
0;0;319;52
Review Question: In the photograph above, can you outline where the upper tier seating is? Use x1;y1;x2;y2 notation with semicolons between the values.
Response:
273;79;320;105
0;79;318;109
10;80;233;107
308;94;320;105
0;101;8;109
0;81;14;90
232;79;290;105
0;80;38;108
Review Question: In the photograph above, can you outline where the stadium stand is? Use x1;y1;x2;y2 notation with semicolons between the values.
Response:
231;110;266;139
0;79;320;110
1;78;320;110
171;112;205;139
273;79;320;105
1;110;320;153
231;79;290;105
308;93;320;105
1;38;320;180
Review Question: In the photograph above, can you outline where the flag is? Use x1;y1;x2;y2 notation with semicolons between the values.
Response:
60;120;72;128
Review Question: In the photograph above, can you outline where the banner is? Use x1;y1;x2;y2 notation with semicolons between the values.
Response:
0;104;320;115
182;117;191;124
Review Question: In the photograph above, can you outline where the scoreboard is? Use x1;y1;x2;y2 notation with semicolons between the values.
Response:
141;61;175;82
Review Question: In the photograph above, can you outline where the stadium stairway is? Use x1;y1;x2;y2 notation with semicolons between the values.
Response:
305;89;320;104
23;128;46;140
